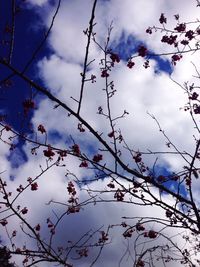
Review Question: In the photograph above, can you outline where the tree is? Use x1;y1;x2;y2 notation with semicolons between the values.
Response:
0;0;200;266
0;247;15;267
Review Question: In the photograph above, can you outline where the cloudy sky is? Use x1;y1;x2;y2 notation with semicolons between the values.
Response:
0;0;200;266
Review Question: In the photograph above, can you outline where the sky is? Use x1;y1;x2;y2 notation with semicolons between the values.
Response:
0;0;200;266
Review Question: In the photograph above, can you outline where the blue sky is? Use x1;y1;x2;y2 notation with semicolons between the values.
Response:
0;0;49;131
0;1;199;267
111;32;173;74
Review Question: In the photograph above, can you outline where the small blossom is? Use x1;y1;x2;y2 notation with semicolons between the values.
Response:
101;69;109;78
157;175;166;183
133;152;142;163
148;230;157;239
27;177;32;183
43;146;55;158
16;248;21;253
0;219;8;226
77;248;88;257
143;60;150;69
181;39;189;46
161;35;169;43
108;131;114;138
91;74;96;83
67;181;76;195
174;14;179;20
93;154;103;163
38;124;46;134
186;177;191;186
159;13;167;24
194;104;200;114
12;230;17;237
72;144;80;155
50;227;55;235
138;46;147;57
23;258;29;264
57;150;67;160
107;182;115;188
35;224;41;231
123;228;134;238
3;192;11;199
16;184;24;192
118;134;123;143
114;189;124;201
171;54;182;65
21;207;28;215
185;30;194;40
79;161;88;167
144;231;149;237
5;125;11;131
146;27;152;34
78;123;85;132
110;52;120;63
136;224;145;231
68;205;80;214
121;222;127;227
161;35;177;46
68;196;78;204
31;182;38;191
166;210;173;218
98;106;103;114
23;99;35;114
189;92;199;100
133;181;140;188
98;231;109;243
136;259;145;267
174;23;186;32
127;61;135;68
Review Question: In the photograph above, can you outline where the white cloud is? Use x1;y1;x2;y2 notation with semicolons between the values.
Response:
1;0;200;266
27;0;49;7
